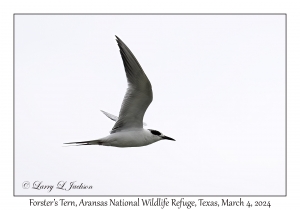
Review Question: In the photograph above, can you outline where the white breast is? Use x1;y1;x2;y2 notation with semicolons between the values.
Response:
102;129;159;147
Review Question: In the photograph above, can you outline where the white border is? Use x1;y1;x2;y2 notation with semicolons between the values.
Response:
1;0;299;209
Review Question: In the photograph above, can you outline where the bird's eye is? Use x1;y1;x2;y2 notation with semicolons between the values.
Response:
149;129;161;136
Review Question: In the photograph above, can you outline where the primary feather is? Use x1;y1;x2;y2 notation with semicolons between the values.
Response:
111;36;152;133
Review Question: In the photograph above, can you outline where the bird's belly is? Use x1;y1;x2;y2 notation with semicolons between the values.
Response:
102;132;153;148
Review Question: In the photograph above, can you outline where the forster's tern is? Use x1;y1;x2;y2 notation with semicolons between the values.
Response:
65;36;175;147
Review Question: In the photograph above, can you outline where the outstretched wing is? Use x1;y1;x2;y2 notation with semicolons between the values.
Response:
101;110;147;126
111;36;152;133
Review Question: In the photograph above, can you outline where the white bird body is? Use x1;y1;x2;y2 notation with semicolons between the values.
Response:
65;36;175;148
88;129;161;147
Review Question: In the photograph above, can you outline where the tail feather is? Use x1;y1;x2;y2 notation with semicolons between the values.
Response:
64;140;102;146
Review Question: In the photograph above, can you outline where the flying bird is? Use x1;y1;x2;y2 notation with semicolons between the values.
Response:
65;36;175;147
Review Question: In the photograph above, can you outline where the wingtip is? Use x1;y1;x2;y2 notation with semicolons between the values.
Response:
115;35;121;42
115;35;125;45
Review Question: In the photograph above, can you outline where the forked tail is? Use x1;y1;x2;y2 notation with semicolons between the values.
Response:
64;139;102;146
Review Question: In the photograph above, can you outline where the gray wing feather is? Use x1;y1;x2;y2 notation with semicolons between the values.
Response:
111;36;152;133
100;110;118;121
101;110;147;126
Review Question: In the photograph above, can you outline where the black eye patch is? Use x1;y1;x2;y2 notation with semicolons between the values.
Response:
148;129;161;136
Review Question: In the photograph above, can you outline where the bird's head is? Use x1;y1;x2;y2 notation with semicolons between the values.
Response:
148;129;175;141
